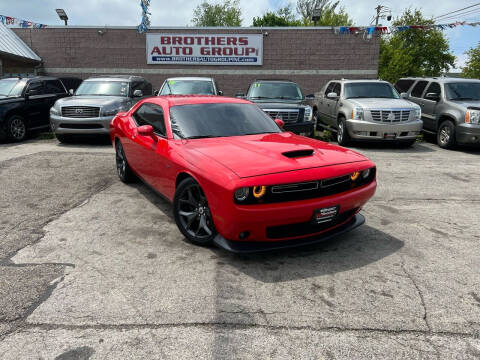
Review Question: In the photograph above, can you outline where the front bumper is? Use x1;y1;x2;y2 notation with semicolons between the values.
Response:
212;180;376;244
50;114;114;135
456;123;480;145
346;119;423;140
284;121;314;135
214;213;365;254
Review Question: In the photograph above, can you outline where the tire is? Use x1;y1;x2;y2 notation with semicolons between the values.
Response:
6;115;27;142
174;177;217;246
397;139;416;148
313;110;319;131
56;134;73;143
337;117;351;146
115;140;136;183
437;120;456;149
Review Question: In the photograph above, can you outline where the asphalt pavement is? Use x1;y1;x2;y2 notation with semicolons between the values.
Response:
0;138;479;359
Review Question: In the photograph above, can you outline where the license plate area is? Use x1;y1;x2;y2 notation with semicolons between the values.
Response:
312;205;339;224
383;132;397;139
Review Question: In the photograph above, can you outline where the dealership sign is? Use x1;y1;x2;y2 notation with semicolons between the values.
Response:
146;33;263;65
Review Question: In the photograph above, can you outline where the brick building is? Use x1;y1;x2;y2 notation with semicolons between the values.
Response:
11;26;379;96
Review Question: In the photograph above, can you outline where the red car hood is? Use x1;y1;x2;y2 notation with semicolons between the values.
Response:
185;132;369;178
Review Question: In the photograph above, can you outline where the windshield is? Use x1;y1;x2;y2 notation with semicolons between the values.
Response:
247;82;303;100
445;82;480;101
0;79;25;97
162;80;215;95
75;81;129;96
345;82;399;99
169;103;281;139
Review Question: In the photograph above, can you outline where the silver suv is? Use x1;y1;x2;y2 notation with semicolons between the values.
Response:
312;79;422;146
50;75;152;142
395;77;480;149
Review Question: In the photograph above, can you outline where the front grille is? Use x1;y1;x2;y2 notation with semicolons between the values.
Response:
237;168;376;205
264;109;300;124
59;123;103;129
370;110;410;123
62;106;100;118
266;208;358;239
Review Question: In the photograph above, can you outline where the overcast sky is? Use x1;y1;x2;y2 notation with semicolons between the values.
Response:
1;0;479;70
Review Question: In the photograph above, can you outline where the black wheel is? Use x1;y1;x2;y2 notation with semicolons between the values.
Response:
6;115;27;142
174;178;216;246
337;117;351;146
115;140;136;183
56;134;73;143
437;121;456;149
313;110;319;131
397;139;416;148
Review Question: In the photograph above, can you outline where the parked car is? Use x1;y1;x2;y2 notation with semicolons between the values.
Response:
237;80;314;137
110;95;377;253
395;77;480;149
50;75;152;142
312;79;423;147
157;77;222;95
0;76;69;141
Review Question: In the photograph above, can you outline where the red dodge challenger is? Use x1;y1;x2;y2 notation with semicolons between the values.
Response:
110;96;376;253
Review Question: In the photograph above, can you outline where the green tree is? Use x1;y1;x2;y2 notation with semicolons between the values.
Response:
462;42;480;79
252;6;302;27
296;0;353;26
192;0;242;27
379;9;455;83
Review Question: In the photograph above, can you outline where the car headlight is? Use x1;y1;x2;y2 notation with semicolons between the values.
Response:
352;107;364;120
304;106;313;122
466;110;480;124
50;107;60;115
415;107;421;120
234;187;249;202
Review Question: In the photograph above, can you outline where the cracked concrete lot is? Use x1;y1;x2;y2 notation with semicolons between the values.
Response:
0;138;479;359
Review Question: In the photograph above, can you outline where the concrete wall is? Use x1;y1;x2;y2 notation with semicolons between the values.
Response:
12;27;379;96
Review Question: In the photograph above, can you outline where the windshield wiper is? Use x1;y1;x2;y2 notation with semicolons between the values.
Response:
450;97;478;101
276;96;300;100
249;96;274;99
185;135;216;139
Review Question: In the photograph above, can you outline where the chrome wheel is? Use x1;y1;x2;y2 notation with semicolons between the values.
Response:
177;183;214;240
439;126;450;146
116;142;127;179
10;117;26;140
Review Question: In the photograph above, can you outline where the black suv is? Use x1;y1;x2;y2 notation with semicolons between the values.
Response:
237;80;314;136
0;76;70;141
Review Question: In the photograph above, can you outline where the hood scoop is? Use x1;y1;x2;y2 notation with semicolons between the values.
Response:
282;149;315;158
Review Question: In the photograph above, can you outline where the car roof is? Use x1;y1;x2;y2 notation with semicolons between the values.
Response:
1;76;59;82
165;77;214;82
147;95;251;107
331;79;391;84
399;77;480;84
85;75;145;82
254;79;295;83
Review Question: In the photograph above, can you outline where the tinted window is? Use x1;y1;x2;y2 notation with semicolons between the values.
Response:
395;79;415;93
247;81;303;100
75;81;128;96
344;82;399;99
332;83;341;96
161;80;215;95
131;80;152;96
45;80;66;94
26;81;44;95
324;82;335;96
134;103;166;136
169;103;281;139
445;82;480;101
424;82;441;98
410;81;428;98
0;79;25;97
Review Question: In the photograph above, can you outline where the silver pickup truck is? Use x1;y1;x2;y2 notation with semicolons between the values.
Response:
312;79;422;147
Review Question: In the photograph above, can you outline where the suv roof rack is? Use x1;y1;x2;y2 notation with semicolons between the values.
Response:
88;75;144;80
253;79;294;82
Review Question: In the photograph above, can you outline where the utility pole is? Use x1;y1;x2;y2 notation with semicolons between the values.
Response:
375;5;382;26
373;5;392;26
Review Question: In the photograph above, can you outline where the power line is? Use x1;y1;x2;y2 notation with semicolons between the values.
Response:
434;8;480;22
434;3;480;20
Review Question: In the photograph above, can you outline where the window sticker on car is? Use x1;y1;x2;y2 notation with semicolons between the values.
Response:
168;80;176;85
254;83;261;87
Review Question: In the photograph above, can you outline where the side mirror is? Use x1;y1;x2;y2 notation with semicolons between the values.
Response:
305;94;315;99
69;89;74;95
326;92;338;99
137;125;154;136
133;89;143;97
425;92;440;101
218;90;223;96
235;92;246;98
400;92;408;99
153;89;159;96
274;118;285;128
